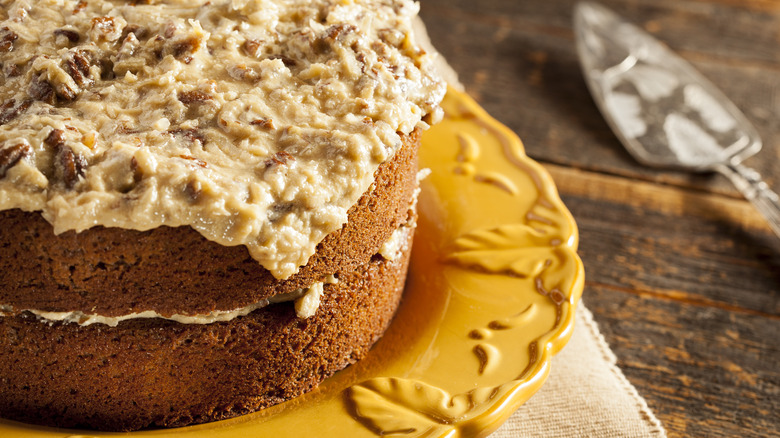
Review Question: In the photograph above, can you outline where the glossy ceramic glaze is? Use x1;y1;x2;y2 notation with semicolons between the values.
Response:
0;88;584;438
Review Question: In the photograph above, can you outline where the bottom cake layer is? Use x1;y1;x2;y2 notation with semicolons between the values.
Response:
0;229;412;431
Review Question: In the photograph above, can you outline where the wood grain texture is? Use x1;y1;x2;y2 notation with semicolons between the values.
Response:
547;164;780;315
586;286;778;438
551;163;780;438
420;0;780;436
420;0;780;198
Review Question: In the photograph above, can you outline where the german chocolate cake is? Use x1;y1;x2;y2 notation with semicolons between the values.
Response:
0;0;444;431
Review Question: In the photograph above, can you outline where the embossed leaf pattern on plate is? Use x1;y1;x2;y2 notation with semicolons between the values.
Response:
346;378;508;437
345;88;584;437
445;225;563;279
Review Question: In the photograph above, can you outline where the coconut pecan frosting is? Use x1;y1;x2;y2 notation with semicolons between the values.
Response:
0;0;444;279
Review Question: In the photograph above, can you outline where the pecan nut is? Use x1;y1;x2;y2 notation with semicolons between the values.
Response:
0;27;19;53
0;99;32;125
0;142;32;178
178;90;212;104
58;146;88;189
46;129;87;189
54;29;81;44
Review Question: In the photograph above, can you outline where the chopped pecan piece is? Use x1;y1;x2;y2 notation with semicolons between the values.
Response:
325;24;357;41
54;29;80;44
46;128;87;188
356;52;367;66
54;79;79;101
168;128;206;145
377;28;405;47
73;1;88;14
90;16;122;42
3;63;21;77
117;122;139;135
264;151;293;167
0;99;31;125
58;145;87;189
178;154;208;168
116;32;140;62
0;142;32;177
29;75;56;104
0;28;18;53
151;35;166;60
268;202;293;222
178;90;212;104
64;49;94;88
250;117;275;130
371;40;390;59
163;22;177;39
314;23;358;53
173;37;201;64
44;129;66;148
91;16;115;32
226;64;258;82
243;39;262;57
184;179;202;201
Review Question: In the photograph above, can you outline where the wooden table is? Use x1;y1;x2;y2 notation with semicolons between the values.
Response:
420;1;779;437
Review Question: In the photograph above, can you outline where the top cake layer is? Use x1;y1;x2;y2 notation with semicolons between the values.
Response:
0;0;444;279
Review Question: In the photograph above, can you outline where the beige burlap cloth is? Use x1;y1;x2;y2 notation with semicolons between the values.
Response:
414;18;668;438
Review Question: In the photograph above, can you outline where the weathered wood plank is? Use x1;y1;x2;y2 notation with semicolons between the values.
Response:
586;286;780;438
613;0;780;65
419;0;780;198
420;0;780;64
546;163;780;315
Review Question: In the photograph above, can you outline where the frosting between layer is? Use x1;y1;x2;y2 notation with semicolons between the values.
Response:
0;214;413;326
0;275;338;327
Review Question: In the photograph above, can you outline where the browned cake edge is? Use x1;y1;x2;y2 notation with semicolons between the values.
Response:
0;130;420;317
0;222;413;431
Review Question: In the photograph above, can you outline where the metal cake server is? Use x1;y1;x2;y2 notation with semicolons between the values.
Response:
574;1;780;238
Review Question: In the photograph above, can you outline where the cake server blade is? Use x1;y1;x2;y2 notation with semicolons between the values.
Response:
573;1;780;238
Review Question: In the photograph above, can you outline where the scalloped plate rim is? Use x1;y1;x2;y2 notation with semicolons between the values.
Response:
0;87;584;438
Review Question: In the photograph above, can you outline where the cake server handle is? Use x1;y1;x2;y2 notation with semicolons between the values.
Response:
716;161;780;238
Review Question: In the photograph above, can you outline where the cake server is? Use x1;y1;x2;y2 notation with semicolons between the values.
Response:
573;1;780;238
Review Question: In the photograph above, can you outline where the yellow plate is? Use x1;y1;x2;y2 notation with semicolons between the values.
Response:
1;88;584;438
